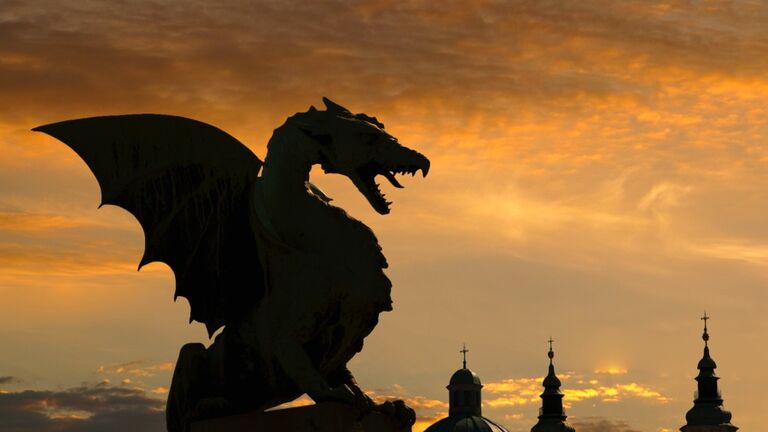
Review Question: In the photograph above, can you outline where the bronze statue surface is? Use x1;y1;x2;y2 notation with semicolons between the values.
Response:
33;98;430;431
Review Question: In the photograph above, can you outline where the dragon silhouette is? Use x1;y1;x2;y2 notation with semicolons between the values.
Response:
34;98;430;431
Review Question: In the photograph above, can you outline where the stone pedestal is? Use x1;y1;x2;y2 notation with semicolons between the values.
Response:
190;402;411;432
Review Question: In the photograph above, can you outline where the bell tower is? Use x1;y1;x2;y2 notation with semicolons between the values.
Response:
531;338;575;432
680;313;738;432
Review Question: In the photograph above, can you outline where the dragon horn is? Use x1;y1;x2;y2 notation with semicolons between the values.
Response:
322;97;351;114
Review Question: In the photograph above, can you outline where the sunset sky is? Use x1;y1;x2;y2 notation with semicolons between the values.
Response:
1;1;767;431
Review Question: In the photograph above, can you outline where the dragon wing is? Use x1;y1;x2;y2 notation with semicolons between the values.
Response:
34;114;264;337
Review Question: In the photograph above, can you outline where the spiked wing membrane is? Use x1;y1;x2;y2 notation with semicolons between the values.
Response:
33;115;264;336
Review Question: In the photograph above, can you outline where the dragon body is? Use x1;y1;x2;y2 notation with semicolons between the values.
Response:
34;98;430;431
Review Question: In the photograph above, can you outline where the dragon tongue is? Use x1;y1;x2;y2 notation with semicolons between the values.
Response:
382;171;404;188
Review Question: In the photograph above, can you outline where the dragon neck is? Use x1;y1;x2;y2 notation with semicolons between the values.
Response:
261;124;320;197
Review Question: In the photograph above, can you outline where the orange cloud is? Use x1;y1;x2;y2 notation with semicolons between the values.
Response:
98;361;174;379
484;371;669;409
365;386;448;411
571;417;641;432
594;367;628;375
0;212;82;232
413;412;448;432
271;396;315;409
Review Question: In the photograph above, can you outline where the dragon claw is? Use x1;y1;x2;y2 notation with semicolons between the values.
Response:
310;384;357;405
375;399;416;428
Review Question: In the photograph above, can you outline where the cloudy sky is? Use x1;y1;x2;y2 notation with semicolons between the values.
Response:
1;1;766;431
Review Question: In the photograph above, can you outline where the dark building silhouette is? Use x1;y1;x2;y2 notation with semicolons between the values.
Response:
680;313;738;432
424;345;509;432
531;339;575;432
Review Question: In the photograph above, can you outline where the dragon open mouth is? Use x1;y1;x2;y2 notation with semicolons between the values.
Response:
354;156;430;215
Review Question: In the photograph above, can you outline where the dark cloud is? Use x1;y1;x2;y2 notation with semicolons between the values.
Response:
0;383;165;432
571;417;641;432
0;376;20;385
2;0;767;128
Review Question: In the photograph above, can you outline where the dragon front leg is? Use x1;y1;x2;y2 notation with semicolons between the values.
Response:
272;339;357;404
327;366;415;428
327;366;376;414
167;343;213;432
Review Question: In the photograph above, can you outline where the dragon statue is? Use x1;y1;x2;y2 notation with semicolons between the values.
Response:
33;98;430;431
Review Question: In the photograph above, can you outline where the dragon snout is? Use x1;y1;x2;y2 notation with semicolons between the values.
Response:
351;147;430;215
380;146;430;178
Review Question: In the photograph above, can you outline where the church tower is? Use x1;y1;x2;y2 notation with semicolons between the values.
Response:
424;345;509;432
680;313;738;432
447;344;482;417
531;338;575;432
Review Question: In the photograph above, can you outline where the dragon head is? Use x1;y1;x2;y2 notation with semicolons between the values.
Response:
297;97;430;215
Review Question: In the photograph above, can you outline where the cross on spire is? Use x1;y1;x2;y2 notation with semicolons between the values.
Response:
701;311;710;345
548;337;555;362
460;344;469;369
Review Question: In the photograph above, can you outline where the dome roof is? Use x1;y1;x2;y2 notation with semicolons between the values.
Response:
449;368;482;386
424;415;508;432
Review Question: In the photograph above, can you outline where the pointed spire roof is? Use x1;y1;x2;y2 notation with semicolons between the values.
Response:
542;338;562;389
680;312;738;432
531;338;575;432
697;312;717;371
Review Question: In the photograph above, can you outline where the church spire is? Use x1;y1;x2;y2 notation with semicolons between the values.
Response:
680;313;738;432
531;338;575;432
702;311;710;348
461;343;468;369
